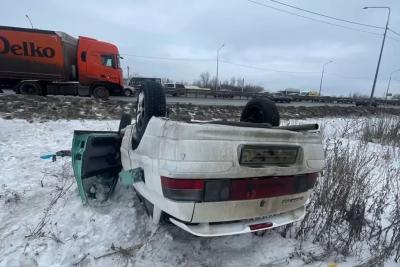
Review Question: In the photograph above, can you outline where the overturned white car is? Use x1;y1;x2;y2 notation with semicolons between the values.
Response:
72;82;325;237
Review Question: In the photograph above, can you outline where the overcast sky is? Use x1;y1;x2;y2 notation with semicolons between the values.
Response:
2;0;400;96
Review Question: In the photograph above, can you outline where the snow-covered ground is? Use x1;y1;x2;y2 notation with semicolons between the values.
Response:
0;117;398;266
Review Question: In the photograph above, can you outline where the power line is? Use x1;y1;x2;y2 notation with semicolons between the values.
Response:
327;72;371;80
220;60;320;74
387;35;400;43
246;0;383;37
389;28;400;37
265;0;384;30
226;63;374;80
120;53;391;80
121;52;393;82
121;53;320;74
221;61;379;81
229;60;381;81
120;53;213;62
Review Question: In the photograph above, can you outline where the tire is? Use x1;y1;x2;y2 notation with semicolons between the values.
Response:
118;113;132;132
123;88;133;97
240;98;280;126
18;82;42;95
135;81;166;145
93;86;110;99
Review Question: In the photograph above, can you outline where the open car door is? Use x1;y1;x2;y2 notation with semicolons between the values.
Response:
72;130;122;204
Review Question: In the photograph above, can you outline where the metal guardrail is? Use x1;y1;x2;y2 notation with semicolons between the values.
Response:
163;88;400;106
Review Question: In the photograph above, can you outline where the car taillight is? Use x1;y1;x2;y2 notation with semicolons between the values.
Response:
161;173;319;202
204;180;231;202
229;173;319;201
161;176;204;202
307;173;318;188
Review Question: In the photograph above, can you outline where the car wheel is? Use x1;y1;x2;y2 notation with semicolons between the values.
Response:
135;81;166;146
93;86;110;99
123;88;133;97
118;113;132;133
240;98;280;126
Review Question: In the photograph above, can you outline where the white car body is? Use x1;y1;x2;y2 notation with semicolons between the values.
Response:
120;117;324;237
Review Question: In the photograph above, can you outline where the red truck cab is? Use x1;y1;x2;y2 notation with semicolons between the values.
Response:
77;36;123;98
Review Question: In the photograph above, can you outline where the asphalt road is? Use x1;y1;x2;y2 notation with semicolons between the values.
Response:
112;96;356;107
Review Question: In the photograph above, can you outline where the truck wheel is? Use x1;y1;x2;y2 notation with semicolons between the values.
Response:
123;88;133;97
135;81;166;146
18;82;42;95
240;98;280;126
118;113;132;132
93;86;110;99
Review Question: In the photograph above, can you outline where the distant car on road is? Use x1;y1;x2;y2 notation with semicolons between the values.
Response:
123;77;162;96
271;93;292;103
214;89;235;98
300;91;320;97
355;100;378;107
163;83;186;96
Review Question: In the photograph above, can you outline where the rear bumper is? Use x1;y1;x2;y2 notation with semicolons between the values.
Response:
169;206;305;237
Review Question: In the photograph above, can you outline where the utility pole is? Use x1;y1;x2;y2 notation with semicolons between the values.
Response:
127;66;130;79
25;14;34;29
363;6;391;106
318;60;333;96
385;68;400;104
215;44;225;92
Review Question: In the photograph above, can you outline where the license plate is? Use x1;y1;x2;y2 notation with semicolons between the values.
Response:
239;145;299;166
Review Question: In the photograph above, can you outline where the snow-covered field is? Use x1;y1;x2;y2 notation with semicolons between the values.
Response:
0;117;398;266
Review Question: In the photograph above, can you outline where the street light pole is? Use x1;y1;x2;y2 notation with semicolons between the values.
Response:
215;44;225;91
318;60;333;96
385;68;400;104
25;14;34;29
363;6;391;106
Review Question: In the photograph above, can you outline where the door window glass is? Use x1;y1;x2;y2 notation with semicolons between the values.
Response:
101;55;114;68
